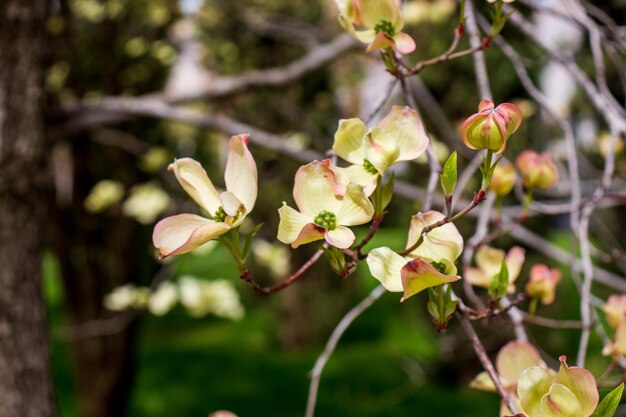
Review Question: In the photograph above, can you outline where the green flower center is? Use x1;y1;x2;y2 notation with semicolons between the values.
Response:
430;261;447;274
313;210;337;231
374;20;395;37
363;158;379;175
214;206;227;222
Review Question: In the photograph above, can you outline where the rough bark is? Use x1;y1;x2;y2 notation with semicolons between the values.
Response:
0;1;56;417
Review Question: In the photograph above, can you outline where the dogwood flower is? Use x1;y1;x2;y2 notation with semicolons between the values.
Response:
367;210;463;302
470;341;549;417
152;134;257;259
516;150;559;190
465;245;525;292
336;0;416;54
277;159;374;249
525;264;562;305
517;356;598;417
460;100;523;154
332;105;430;196
603;294;626;329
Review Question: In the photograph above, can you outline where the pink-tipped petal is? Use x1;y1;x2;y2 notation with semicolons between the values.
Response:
324;226;356;249
224;134;258;212
366;31;395;53
393;32;416;54
168;158;221;215
153;214;231;259
465;266;490;288
277;202;312;245
291;223;326;249
495;103;524;138
331;165;378;197
553;356;598;417
400;258;461;302
366;247;407;292
505;246;526;284
478;100;495;112
220;191;244;217
406;211;464;262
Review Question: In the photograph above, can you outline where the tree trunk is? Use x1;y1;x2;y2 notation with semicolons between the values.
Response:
0;1;56;417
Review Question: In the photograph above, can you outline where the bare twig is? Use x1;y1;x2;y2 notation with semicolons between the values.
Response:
305;285;386;417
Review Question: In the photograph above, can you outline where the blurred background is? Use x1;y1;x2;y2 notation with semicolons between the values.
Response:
20;0;626;416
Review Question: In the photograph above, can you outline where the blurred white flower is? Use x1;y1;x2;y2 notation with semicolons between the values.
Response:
122;182;170;224
179;276;244;320
252;239;291;278
148;281;178;316
84;180;124;213
104;284;149;311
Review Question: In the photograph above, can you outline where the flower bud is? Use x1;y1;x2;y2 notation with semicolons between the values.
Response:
515;150;558;190
490;161;516;197
460;100;523;154
524;264;561;305
602;294;626;329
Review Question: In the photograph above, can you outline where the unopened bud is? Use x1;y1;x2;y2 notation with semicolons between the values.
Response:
490;161;516;197
515;150;558;190
524;264;561;305
460;100;523;154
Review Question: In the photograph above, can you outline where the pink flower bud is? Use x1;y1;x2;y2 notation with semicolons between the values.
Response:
515;150;559;190
490;161;517;197
460;100;523;154
524;264;561;305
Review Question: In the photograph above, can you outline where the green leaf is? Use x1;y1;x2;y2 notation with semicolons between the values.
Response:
242;223;264;261
592;383;624;417
489;259;509;301
440;152;457;197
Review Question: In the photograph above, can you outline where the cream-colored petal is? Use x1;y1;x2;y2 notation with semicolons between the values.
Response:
338;15;376;43
505;246;526;284
220;191;244;217
540;384;580;417
333;118;368;164
293;160;342;217
518;366;552;417
475;246;506;278
332;164;378;197
277;203;312;245
376;106;429;162
168;158;221;214
358;0;402;30
553;356;598;417
152;214;231;259
337;183;374;226
400;258;461;302
224;134;258;212
324;226;355;249
465;266;490;288
406;211;464;262
496;341;543;390
364;127;398;174
366;247;407;292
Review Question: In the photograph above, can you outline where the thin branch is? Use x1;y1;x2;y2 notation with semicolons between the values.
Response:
305;285;386;417
240;249;325;295
465;0;492;101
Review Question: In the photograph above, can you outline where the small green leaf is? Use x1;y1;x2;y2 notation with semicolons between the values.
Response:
489;259;509;301
440;151;457;197
592;383;624;417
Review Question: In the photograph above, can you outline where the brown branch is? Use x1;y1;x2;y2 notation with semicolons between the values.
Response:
240;249;325;295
